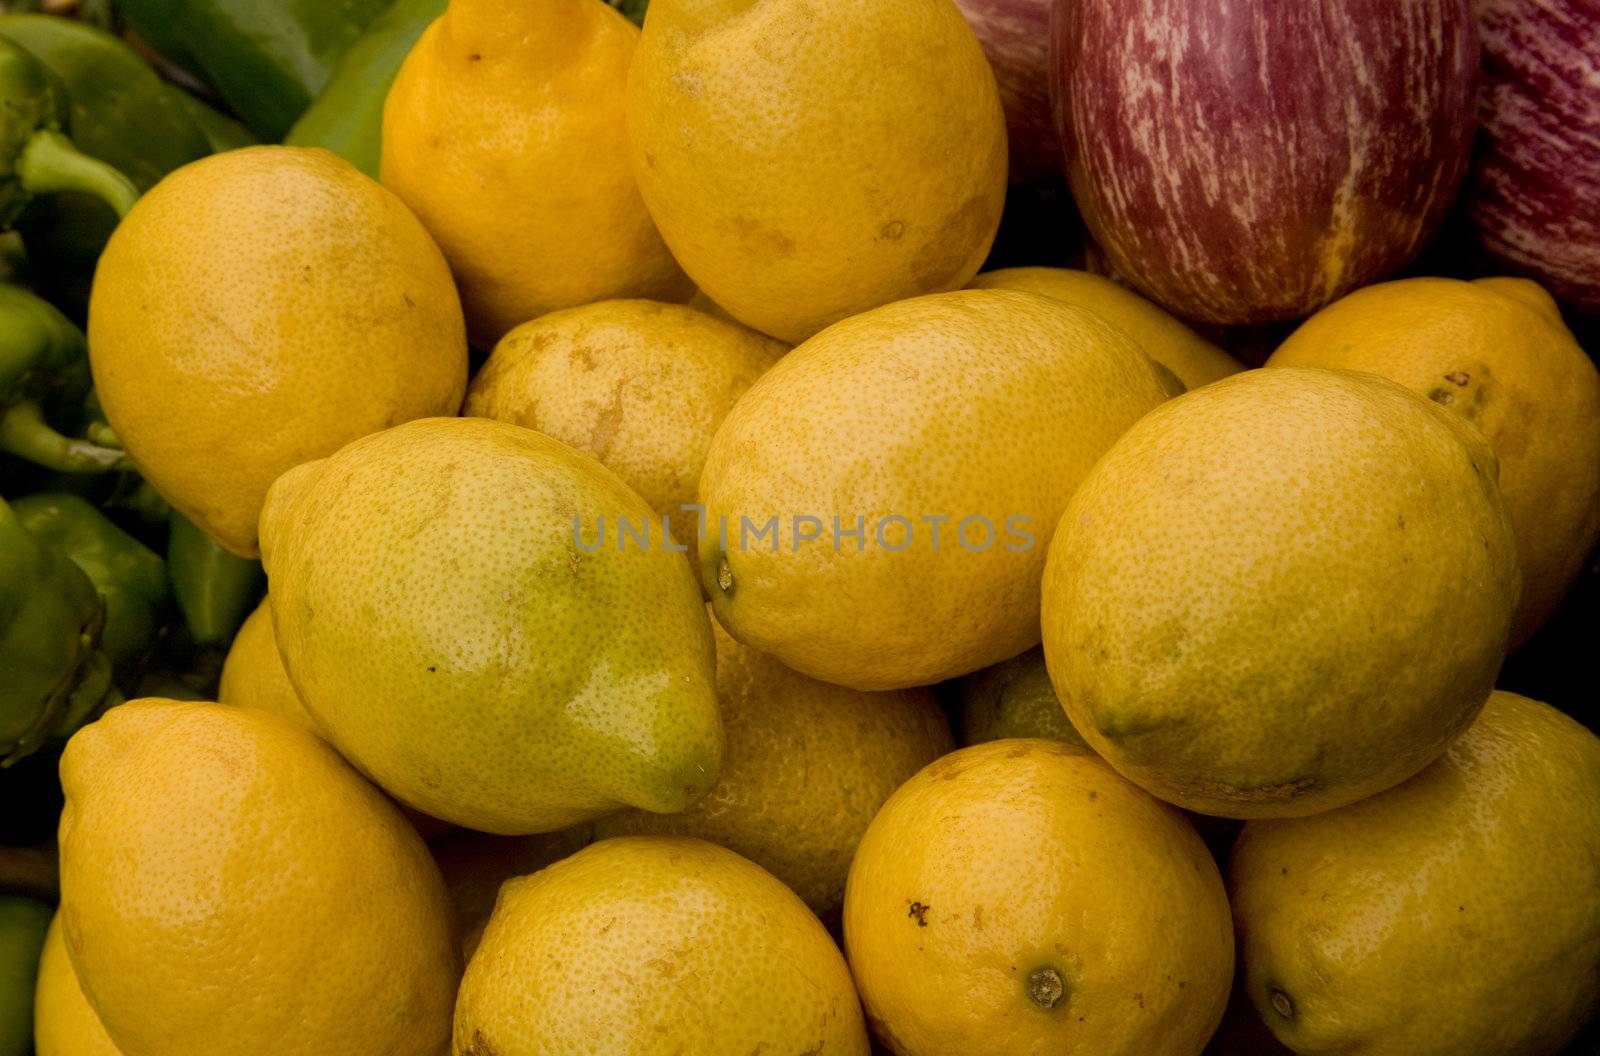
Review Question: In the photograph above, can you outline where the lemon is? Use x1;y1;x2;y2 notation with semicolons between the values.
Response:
699;289;1171;690
957;645;1090;750
1268;276;1600;643
1041;367;1520;817
258;416;722;834
382;0;690;345
685;287;739;323
1230;691;1600;1055
595;616;953;921
56;700;459;1056
454;836;869;1055
33;915;122;1056
217;597;455;839
464;299;785;531
969;268;1244;390
954;662;1243;865
217;598;315;732
627;0;1007;342
88;146;466;557
430;827;592;960
844;740;1233;1055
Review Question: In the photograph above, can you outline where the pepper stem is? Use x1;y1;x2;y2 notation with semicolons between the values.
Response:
86;419;121;449
17;129;139;218
0;399;126;472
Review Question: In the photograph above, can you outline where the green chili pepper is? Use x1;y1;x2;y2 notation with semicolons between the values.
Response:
285;0;445;178
0;35;137;227
115;0;392;141
0;283;124;474
13;493;168;681
0;495;118;767
167;509;263;646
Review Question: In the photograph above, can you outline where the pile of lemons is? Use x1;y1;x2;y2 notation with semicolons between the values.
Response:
42;0;1600;1054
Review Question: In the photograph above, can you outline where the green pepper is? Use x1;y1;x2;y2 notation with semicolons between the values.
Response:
101;468;171;527
167;509;263;646
0;496;118;767
0;14;216;312
0;283;124;474
285;0;445;179
0;894;51;1056
0;16;209;191
115;0;393;141
108;0;201;75
166;86;257;153
0;34;137;227
13;493;168;681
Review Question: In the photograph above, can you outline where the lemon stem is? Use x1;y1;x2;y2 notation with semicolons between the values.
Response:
1028;967;1065;1009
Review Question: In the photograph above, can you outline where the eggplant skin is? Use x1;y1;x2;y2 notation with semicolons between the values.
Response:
1468;0;1600;314
954;0;1060;183
1052;0;1479;326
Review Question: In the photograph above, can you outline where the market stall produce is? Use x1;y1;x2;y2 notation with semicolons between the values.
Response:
1;1;1596;1054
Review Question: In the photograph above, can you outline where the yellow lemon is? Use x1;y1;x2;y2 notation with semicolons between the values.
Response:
258;417;722;834
627;0;1007;342
88;146;466;557
954;659;1241;861
217;598;453;840
464;299;786;530
970;267;1244;389
429;827;591;960
1230;691;1600;1055
699;289;1171;690
1041;368;1520;817
217;597;315;732
1268;276;1600;643
844;740;1233;1055
595;616;953;921
33;915;122;1056
382;0;690;345
454;836;869;1055
685;287;739;323
957;645;1090;750
56;700;458;1056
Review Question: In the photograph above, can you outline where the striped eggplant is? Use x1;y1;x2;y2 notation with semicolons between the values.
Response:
1051;0;1480;325
1467;0;1600;314
955;0;1059;182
